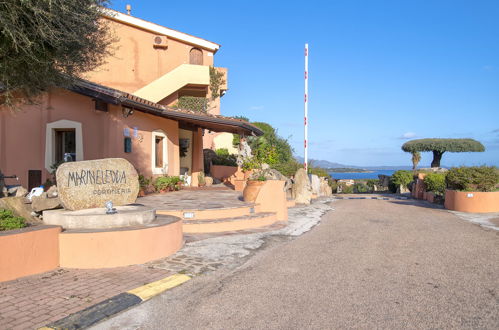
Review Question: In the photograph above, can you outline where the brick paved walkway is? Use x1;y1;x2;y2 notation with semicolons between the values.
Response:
0;266;170;329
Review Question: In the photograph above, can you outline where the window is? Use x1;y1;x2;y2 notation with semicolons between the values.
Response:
189;48;203;65
151;130;168;174
55;129;76;163
155;136;164;168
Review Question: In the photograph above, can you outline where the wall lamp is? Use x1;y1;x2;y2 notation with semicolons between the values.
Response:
122;106;134;118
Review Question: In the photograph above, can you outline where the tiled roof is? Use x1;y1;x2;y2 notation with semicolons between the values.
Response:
69;79;263;136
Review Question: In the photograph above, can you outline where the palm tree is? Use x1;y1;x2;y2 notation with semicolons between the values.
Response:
411;151;421;170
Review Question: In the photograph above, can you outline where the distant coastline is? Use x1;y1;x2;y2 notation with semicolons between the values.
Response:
327;168;372;173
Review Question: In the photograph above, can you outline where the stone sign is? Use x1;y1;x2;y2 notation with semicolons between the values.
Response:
56;158;139;211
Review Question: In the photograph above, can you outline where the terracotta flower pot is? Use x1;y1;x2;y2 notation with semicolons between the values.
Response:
138;189;146;197
243;180;266;202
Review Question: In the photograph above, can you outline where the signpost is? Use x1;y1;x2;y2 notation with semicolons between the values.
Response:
304;43;309;171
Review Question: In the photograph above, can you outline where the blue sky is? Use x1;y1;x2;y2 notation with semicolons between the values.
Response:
111;0;499;167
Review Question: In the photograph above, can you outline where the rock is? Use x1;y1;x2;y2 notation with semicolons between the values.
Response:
261;163;270;170
397;184;410;194
0;197;39;224
31;192;62;212
292;168;312;205
14;186;28;197
205;176;214;187
250;168;287;181
46;185;58;198
56;158;139;211
319;177;332;197
309;174;321;195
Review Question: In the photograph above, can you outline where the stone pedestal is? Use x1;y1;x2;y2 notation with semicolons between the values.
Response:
43;205;155;229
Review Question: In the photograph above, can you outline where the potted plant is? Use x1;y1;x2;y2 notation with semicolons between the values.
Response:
243;170;267;202
198;172;206;187
153;176;170;193
138;174;151;197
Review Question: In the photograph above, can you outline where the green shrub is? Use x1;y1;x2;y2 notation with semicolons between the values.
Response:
329;181;338;193
353;182;368;193
423;172;446;195
390;170;414;189
446;166;499;192
138;174;151;189
340;184;354;194
366;179;379;191
0;209;26;231
271;160;302;178
154;176;181;192
212;148;238;167
308;166;331;178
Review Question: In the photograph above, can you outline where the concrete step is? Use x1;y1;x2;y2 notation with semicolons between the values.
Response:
182;212;278;234
157;205;255;220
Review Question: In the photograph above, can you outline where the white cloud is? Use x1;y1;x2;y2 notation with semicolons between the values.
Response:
399;132;417;139
249;105;264;111
482;65;494;71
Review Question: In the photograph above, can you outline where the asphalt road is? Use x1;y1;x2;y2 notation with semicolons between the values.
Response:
94;199;499;329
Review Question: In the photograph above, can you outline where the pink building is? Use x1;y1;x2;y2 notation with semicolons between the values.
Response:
0;8;261;189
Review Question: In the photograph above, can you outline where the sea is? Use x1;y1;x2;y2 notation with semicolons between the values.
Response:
329;170;396;180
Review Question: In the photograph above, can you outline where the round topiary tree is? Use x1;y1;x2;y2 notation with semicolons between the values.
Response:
402;138;485;168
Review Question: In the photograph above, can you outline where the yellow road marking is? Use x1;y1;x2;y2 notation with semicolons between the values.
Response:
128;274;191;301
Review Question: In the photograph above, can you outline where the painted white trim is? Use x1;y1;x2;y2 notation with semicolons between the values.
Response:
45;120;84;171
151;130;168;175
101;9;220;52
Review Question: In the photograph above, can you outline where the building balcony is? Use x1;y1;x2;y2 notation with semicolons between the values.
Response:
133;64;228;103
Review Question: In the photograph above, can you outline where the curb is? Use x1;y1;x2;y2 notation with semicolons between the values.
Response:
39;274;191;329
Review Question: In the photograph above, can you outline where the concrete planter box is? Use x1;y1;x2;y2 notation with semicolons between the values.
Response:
0;225;61;282
210;165;238;180
444;189;499;213
425;192;435;203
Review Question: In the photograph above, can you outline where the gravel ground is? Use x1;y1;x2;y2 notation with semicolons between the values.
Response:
93;198;499;329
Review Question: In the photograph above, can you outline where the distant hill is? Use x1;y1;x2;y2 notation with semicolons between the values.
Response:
295;156;361;169
295;156;414;171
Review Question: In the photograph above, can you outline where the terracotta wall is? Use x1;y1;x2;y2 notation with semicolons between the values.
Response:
445;190;499;213
59;219;183;268
255;180;288;221
85;18;215;93
0;90;180;188
0;226;61;282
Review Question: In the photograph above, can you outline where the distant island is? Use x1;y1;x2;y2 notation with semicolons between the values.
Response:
294;156;415;171
327;168;372;173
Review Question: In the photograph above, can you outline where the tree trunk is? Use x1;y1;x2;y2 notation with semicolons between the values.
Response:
431;151;443;168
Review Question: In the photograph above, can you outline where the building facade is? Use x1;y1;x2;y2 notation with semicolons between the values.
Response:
0;8;260;190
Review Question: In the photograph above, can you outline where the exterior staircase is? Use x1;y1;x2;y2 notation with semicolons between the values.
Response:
157;205;279;234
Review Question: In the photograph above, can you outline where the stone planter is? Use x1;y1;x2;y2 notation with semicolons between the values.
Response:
243;180;266;202
444;189;499;213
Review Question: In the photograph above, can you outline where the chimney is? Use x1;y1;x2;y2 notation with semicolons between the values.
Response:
126;4;131;15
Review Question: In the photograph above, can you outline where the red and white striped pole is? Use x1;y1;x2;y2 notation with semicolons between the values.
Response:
304;43;309;172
